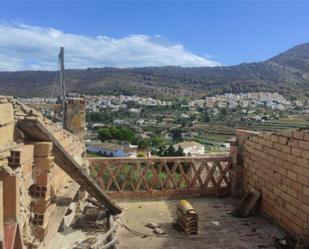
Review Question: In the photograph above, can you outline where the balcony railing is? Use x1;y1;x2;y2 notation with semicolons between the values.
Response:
88;154;232;199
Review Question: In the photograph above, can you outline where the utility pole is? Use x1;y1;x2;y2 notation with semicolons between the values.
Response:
59;47;66;129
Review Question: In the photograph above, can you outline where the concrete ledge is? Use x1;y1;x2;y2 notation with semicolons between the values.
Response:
107;187;230;200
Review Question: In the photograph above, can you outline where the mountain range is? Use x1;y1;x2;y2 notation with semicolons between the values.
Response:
0;43;309;99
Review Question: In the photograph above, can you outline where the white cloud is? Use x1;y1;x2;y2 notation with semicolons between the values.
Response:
0;23;220;71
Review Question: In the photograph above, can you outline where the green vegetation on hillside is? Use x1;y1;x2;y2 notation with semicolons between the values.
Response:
2;43;309;99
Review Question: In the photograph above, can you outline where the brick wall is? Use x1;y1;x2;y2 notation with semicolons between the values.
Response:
0;96;87;248
241;129;309;237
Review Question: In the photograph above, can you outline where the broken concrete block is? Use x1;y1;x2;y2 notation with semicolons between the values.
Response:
145;222;161;229
31;198;51;214
9;144;34;167
0;103;14;126
29;184;50;199
153;227;166;235
22;160;33;187
0;96;8;103
33;142;53;158
0;158;8;168
32;225;48;241
33;156;54;172
31;213;47;226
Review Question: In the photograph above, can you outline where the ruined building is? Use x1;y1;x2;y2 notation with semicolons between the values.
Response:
0;95;308;249
0;96;120;249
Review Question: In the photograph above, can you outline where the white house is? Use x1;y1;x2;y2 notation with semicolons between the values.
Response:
174;141;205;156
86;143;137;157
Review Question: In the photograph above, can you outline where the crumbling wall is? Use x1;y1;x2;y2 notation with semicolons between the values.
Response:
0;96;87;248
237;129;309;237
0;96;31;248
65;97;86;139
9;144;35;247
0;96;15;167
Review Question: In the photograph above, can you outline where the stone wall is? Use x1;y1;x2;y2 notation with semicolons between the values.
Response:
237;129;309;237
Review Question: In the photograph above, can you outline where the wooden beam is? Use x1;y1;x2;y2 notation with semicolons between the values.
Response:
17;119;122;215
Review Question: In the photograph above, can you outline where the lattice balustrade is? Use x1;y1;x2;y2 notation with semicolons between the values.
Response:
88;155;232;199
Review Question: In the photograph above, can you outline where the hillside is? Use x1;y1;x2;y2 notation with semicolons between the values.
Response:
0;43;309;99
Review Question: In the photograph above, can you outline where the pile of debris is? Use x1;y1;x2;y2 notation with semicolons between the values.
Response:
59;198;118;249
176;200;199;235
71;198;108;231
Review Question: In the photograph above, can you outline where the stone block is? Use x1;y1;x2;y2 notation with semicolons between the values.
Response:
287;154;297;163
33;142;53;158
292;147;302;157
278;136;288;144
8;144;34;167
0;96;8;103
301;149;309;160
236;129;259;151
0;158;8;168
287;170;297;181
21;161;33;188
288;139;299;147
293;131;304;140
274;142;282;151
0;149;10;160
0;124;14;147
0;103;14;126
297;157;308;167
304;187;309;197
33;156;54;172
270;135;279;142
299;140;309;150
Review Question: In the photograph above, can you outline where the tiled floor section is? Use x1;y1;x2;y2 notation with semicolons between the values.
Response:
116;198;284;249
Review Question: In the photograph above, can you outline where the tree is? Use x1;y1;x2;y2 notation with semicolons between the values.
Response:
165;145;176;156
150;136;165;147
98;128;112;141
200;111;210;122
137;139;151;150
137;152;146;157
175;146;185;156
97;126;136;143
157;145;166;157
170;128;182;140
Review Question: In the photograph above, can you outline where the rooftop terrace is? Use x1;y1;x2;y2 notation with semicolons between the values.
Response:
116;198;283;249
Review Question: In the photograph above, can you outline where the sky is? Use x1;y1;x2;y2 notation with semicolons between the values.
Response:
0;1;309;71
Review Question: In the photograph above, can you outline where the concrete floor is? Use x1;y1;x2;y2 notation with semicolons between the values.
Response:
116;198;284;249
